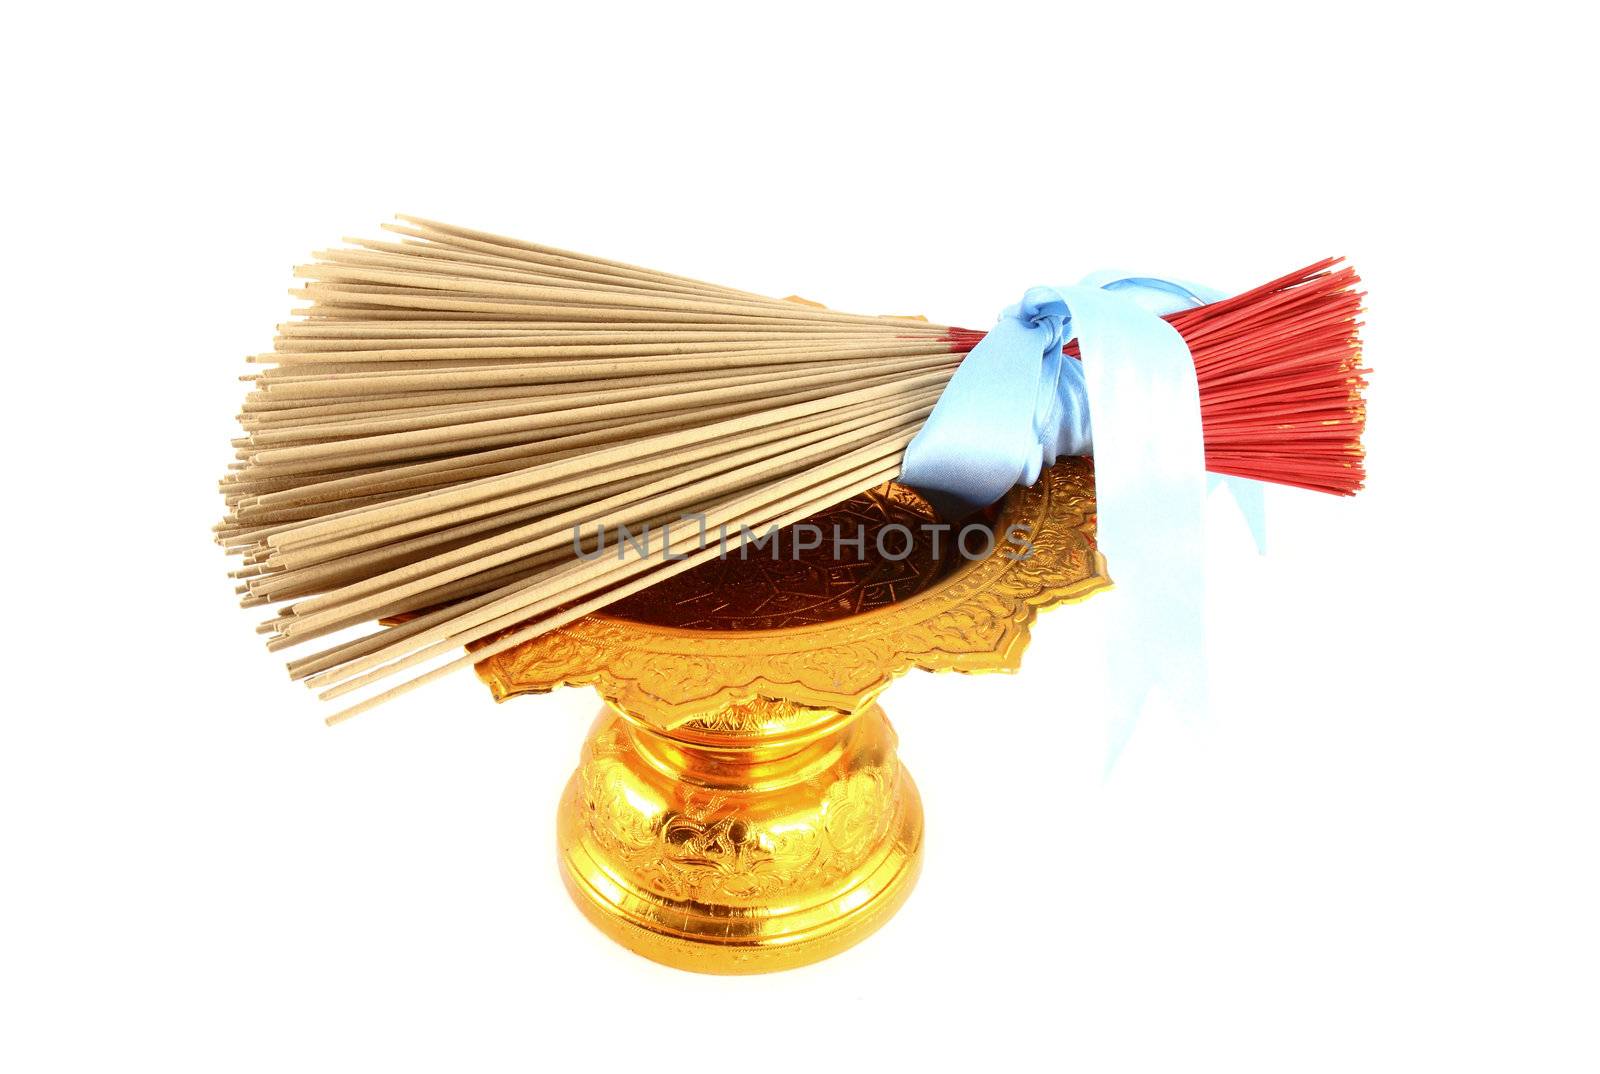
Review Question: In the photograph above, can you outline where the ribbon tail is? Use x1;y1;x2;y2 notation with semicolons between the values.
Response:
1105;587;1208;770
1057;284;1210;767
1210;474;1268;555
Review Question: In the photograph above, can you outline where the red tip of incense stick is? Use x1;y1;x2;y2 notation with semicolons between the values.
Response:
945;261;1368;496
941;327;987;352
1171;258;1367;495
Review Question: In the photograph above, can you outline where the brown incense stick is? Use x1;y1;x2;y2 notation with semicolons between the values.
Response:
221;219;965;722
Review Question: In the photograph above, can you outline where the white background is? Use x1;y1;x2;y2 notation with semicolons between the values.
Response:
3;3;1596;1071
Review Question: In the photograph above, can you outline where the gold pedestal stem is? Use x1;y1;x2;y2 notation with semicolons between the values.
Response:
556;700;923;974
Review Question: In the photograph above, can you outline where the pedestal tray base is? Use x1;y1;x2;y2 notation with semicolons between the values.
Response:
557;704;922;974
475;460;1106;973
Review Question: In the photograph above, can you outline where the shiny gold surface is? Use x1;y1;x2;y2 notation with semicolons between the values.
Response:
559;703;922;974
476;459;1106;972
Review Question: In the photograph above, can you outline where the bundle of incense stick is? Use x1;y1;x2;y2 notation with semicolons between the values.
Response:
219;216;1366;723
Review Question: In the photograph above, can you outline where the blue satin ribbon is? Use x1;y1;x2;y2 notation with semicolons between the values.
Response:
902;273;1263;761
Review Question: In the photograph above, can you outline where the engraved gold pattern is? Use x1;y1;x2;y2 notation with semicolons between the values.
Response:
476;459;1106;731
573;722;896;905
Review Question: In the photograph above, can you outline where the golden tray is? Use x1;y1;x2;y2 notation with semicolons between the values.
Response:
473;459;1107;973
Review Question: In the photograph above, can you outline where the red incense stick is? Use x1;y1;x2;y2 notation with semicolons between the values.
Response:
941;259;1367;495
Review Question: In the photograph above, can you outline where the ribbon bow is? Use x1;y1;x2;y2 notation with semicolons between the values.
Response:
901;274;1235;762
